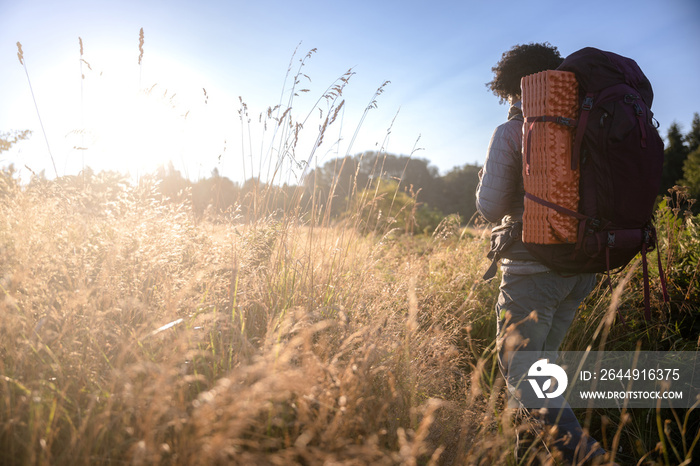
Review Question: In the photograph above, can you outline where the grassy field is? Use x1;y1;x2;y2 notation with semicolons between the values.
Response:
3;39;699;465
0;170;698;466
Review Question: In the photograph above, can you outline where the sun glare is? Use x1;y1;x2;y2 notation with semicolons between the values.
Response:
52;43;231;180
82;81;188;176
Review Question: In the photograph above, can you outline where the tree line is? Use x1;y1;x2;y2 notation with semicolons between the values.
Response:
158;111;700;226
148;154;481;233
2;112;699;232
660;113;700;206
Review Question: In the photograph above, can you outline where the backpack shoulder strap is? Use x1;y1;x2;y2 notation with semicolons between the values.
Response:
571;93;595;170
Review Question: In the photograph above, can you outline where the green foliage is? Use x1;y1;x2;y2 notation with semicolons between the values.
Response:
680;147;700;212
350;179;416;233
656;187;700;302
348;179;444;235
660;113;700;209
685;113;700;153
440;163;481;222
414;204;446;235
661;122;689;195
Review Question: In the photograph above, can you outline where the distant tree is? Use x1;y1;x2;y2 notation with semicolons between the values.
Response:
660;123;689;195
155;162;190;202
680;114;700;212
350;179;414;234
303;155;356;219
439;164;481;222
680;147;700;212
685;113;700;153
192;170;239;219
304;151;443;220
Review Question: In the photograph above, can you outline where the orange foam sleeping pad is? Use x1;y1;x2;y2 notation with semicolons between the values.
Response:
521;70;580;245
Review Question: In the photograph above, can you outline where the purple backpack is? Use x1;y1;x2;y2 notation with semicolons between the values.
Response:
522;48;667;316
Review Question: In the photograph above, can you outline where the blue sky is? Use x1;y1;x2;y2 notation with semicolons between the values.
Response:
1;0;699;183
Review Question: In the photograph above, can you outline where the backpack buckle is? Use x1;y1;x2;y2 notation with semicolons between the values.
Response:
586;218;601;235
556;116;575;127
607;232;616;248
582;96;594;111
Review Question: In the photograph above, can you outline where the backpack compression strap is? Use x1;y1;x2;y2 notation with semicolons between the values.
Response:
524;191;592;251
524;192;588;222
523;116;578;176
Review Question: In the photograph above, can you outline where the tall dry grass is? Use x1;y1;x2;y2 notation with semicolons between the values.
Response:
0;169;512;465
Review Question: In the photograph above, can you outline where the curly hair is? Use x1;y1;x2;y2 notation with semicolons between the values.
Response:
487;42;564;103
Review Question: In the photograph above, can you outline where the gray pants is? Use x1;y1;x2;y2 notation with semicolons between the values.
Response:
495;270;602;463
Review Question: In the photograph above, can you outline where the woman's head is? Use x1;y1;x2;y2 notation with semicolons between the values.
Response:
487;42;564;103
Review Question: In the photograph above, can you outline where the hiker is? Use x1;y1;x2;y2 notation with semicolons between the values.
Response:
476;43;606;464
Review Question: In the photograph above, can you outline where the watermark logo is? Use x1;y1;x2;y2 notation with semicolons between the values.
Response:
516;352;699;408
527;359;568;399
